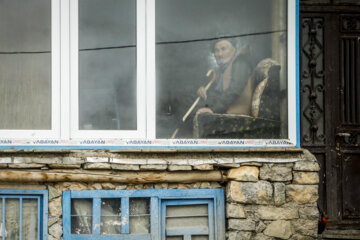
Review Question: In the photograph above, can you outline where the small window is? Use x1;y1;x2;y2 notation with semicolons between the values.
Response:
63;189;225;240
0;189;48;240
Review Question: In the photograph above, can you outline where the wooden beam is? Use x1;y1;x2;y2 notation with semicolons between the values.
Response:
0;170;227;184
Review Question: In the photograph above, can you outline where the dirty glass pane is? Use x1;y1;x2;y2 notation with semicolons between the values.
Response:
0;0;51;130
166;204;208;229
79;0;137;130
71;199;92;235
5;199;20;240
167;237;183;240
193;236;209;240
166;204;208;217
23;199;38;240
101;198;121;235
156;0;288;139
129;198;150;234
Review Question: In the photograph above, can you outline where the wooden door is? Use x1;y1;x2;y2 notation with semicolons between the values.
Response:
300;0;360;232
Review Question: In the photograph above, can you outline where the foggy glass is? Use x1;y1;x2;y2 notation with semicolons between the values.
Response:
165;204;209;230
129;198;150;234
5;199;20;240
71;199;93;235
0;0;51;129
22;199;38;240
79;0;137;130
101;198;121;235
156;0;288;139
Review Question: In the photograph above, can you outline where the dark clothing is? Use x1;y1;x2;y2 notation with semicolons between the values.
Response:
204;53;253;114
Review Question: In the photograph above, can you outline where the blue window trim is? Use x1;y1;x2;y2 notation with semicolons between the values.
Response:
0;189;48;240
63;189;225;240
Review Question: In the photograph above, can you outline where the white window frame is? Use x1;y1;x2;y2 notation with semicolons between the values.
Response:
0;0;61;139
0;0;300;148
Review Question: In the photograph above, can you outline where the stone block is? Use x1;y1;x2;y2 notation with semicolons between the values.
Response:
84;162;111;169
49;222;63;239
214;163;240;168
49;164;81;169
0;158;11;163
188;159;216;165
168;159;189;165
227;166;259;182
260;164;292;181
227;181;273;204
258;206;299;220
147;158;167;165
111;164;140;171
291;219;318;237
299;206;319;220
168;165;192;171
86;157;108;163
48;186;62;199
55;182;88;191
253;233;273;240
228;219;256;231
49;197;62;217
13;157;33;163
102;183;115;190
227;231;252;240
140;164;167;170
294;161;320;172
291;234;316;240
241;162;263;167
9;163;45;169
0;164;7;168
110;158;147;165
63;157;84;164
226;203;246;218
286;185;318;204
214;157;234;164
274;183;286;206
256;221;267;233
264;220;293;239
293;172;319;184
193;164;213;170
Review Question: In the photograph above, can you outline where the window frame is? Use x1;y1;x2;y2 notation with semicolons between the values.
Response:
62;189;225;240
0;189;49;240
0;0;300;149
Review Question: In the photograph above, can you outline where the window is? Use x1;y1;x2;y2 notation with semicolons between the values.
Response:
63;189;225;240
0;0;299;148
0;189;48;240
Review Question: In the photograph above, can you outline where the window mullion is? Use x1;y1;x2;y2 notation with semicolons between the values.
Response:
93;198;101;236
145;0;156;139
60;0;71;140
121;197;129;234
150;197;159;240
19;198;22;240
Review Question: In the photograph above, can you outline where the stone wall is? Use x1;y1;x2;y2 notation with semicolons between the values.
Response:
0;149;320;240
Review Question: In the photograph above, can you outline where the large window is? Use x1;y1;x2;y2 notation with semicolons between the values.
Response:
0;0;298;148
63;189;225;240
0;189;48;240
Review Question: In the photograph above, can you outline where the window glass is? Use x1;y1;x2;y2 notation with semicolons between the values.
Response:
101;198;121;234
156;0;288;139
166;204;209;229
79;0;137;130
22;199;38;240
71;199;93;235
5;199;20;239
129;198;150;234
0;0;51;130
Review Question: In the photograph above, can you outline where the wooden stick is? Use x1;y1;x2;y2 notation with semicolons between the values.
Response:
182;70;216;122
170;70;216;139
0;169;227;183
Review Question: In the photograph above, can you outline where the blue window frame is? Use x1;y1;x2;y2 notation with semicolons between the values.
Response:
63;189;225;240
0;189;48;240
